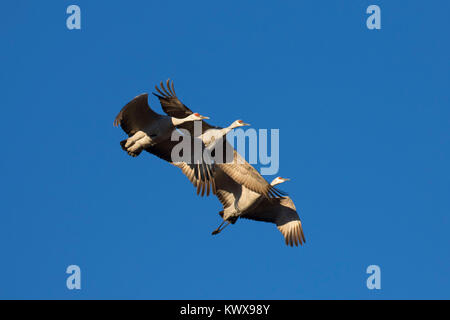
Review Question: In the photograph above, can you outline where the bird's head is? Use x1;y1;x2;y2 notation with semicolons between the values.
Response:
271;176;290;186
190;113;210;121
230;119;250;129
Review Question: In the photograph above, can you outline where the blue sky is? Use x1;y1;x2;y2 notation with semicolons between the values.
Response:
1;0;449;299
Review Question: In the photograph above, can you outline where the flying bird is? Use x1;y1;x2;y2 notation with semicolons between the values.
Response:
198;119;250;148
115;79;305;247
153;80;285;200
114;93;216;196
212;175;305;247
242;195;306;247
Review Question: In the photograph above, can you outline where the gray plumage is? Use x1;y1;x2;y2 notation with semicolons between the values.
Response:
114;93;216;196
214;175;305;247
153;79;285;200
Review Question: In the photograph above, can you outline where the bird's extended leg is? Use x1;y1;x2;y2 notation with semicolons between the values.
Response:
122;131;155;156
125;131;147;148
211;220;230;235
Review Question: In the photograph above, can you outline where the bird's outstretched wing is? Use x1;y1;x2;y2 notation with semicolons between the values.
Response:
213;166;242;210
144;137;216;196
242;197;306;247
114;93;161;136
115;93;215;196
216;141;286;199
153;79;283;200
153;79;217;133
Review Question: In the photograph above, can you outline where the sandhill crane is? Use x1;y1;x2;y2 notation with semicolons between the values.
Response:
212;176;306;247
172;119;252;196
198;119;250;147
153;79;285;199
114;93;216;196
242;195;306;247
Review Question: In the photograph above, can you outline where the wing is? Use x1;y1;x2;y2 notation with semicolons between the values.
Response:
153;79;191;118
144;137;216;196
173;161;216;197
213;166;242;210
217;141;286;199
153;79;217;134
114;93;161;136
152;80;283;200
242;197;306;247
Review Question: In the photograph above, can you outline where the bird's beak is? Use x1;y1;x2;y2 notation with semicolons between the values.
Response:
242;122;250;126
201;116;210;120
283;178;291;182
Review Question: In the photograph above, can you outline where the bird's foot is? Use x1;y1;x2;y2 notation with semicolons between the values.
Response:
211;221;230;236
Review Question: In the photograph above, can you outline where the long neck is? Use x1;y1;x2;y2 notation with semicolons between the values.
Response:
171;115;192;126
217;126;234;139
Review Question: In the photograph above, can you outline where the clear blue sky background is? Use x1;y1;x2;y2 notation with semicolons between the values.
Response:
1;1;449;299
